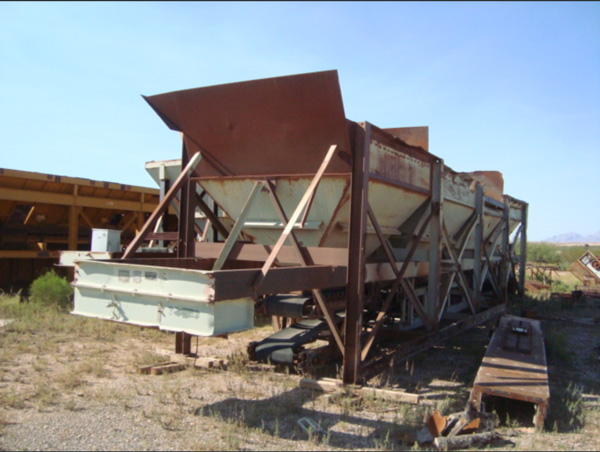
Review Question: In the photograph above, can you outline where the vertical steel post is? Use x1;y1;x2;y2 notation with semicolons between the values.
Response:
519;202;528;298
213;203;220;242
343;122;371;385
176;143;194;354
203;195;214;243
501;197;510;302
473;182;483;310
177;144;196;259
426;158;443;327
158;164;170;246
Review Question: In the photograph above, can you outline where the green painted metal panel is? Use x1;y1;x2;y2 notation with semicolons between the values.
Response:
72;260;254;336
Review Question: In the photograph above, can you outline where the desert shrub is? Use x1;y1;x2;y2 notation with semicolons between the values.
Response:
527;242;560;265
558;245;600;267
28;270;73;311
526;243;600;270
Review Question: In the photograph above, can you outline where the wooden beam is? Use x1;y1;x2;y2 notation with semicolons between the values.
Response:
77;207;94;229
299;378;421;404
0;187;157;213
0;250;61;259
68;205;78;250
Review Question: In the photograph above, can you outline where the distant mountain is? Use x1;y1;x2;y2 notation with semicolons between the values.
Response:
544;231;600;243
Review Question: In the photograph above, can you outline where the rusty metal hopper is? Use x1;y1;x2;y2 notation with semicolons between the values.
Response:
141;71;522;259
72;70;528;385
143;70;351;177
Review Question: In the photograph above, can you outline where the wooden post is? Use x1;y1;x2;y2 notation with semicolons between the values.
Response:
68;185;78;250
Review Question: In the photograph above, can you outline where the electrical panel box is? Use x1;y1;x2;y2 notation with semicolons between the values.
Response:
91;229;122;253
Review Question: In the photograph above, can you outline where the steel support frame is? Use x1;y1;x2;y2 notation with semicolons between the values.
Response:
478;197;527;304
342;126;484;383
251;144;346;355
115;124;527;383
436;213;478;321
480;209;506;302
340;141;527;383
343;122;371;384
121;150;202;259
505;196;528;297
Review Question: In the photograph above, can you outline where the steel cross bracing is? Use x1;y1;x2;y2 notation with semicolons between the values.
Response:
68;72;529;388
116;122;527;386
337;123;528;384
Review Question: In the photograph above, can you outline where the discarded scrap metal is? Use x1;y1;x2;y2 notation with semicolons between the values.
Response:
297;417;327;440
418;408;499;450
569;250;600;286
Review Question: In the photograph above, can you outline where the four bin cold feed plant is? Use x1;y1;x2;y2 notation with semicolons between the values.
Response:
71;70;527;385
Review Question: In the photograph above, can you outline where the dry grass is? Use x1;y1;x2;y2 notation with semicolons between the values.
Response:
0;284;598;451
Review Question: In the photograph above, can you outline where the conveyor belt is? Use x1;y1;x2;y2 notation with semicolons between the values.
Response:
253;319;328;364
264;294;312;318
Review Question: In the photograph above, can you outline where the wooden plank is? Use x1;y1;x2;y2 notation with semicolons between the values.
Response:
299;377;346;393
185;357;226;369
299;378;420;404
150;363;187;375
136;361;187;375
136;361;173;374
360;386;421;405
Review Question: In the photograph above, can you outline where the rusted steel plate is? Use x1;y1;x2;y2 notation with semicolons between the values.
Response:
369;125;433;192
383;126;429;151
143;71;352;177
462;171;504;203
198;175;350;249
579;251;600;282
211;265;347;301
195;242;349;266
471;315;549;429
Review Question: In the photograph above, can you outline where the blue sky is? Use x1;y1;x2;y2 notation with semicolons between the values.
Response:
1;1;598;241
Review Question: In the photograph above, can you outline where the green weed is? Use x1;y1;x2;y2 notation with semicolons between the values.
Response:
55;365;84;390
0;391;27;409
28;269;73;311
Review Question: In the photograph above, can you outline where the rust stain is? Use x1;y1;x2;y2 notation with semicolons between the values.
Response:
143;71;352;178
318;178;351;248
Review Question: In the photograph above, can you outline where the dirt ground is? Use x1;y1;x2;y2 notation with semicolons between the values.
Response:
0;294;598;451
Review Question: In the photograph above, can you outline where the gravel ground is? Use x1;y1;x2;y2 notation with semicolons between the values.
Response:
0;301;599;451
